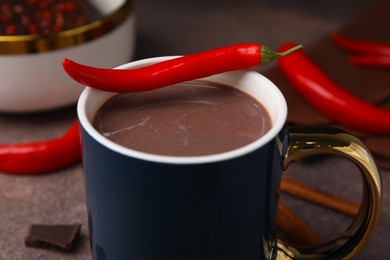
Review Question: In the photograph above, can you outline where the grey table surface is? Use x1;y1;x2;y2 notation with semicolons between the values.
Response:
1;0;388;259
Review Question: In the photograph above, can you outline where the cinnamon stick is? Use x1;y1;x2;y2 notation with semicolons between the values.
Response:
281;175;360;217
277;201;325;246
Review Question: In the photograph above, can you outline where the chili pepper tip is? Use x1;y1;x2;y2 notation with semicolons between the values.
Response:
62;58;90;86
260;44;303;66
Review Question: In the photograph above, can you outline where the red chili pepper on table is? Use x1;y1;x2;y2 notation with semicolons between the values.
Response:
62;43;303;93
332;33;390;70
350;55;390;70
277;43;390;135
332;33;390;55
0;120;81;174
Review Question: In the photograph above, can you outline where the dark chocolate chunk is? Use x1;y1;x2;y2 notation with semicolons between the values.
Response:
25;224;81;251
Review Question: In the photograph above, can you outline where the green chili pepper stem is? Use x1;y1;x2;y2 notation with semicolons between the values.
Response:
260;44;303;65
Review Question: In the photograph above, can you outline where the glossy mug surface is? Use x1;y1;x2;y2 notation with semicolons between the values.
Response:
77;57;382;260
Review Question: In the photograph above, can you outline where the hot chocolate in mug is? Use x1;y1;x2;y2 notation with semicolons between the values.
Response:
77;57;382;260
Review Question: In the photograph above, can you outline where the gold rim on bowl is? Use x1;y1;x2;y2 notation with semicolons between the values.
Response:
0;0;132;55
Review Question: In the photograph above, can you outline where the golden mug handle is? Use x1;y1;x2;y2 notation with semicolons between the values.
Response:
276;127;382;259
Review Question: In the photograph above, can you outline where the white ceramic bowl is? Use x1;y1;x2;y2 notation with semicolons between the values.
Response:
0;0;135;113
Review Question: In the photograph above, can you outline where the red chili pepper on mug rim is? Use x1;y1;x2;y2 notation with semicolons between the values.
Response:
62;43;303;93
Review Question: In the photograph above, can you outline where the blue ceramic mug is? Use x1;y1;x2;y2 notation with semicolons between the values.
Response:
77;57;382;260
